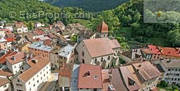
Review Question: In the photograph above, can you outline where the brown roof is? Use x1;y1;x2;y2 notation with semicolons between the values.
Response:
132;61;161;81
161;59;180;68
18;56;50;82
59;63;73;78
6;52;25;64
111;69;128;91
78;64;102;89
120;65;141;91
0;70;12;77
97;21;108;33
0;78;9;86
0;51;16;64
83;38;120;57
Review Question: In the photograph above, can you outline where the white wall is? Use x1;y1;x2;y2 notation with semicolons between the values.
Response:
13;63;51;91
12;62;23;74
0;83;10;91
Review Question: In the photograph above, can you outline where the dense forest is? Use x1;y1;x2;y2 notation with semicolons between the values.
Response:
45;0;129;11
0;0;179;49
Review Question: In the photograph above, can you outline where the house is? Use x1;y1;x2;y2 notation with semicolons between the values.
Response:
141;45;180;60
114;61;161;91
52;21;65;33
34;22;45;28
0;21;6;29
101;69;116;91
12;56;51;91
132;61;161;91
0;77;11;91
6;52;25;74
58;44;75;63
96;21;108;38
15;22;28;33
58;63;73;91
78;64;102;91
76;38;121;68
159;59;180;86
5;23;14;32
29;41;52;60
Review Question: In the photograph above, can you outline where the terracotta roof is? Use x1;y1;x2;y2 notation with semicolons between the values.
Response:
33;29;45;35
97;21;108;33
59;63;73;78
6;52;25;65
19;56;50;82
120;65;141;91
0;78;9;86
102;69;111;91
0;70;12;77
132;61;161;81
6;38;15;42
0;51;16;64
111;69;128;91
83;38;120;57
78;64;102;89
142;45;180;57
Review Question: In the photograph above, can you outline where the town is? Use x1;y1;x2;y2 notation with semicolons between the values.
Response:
0;20;179;91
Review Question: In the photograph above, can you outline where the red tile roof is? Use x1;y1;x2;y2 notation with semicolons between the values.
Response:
143;45;180;57
6;38;15;42
97;21;108;33
102;69;111;91
0;70;12;77
19;56;50;82
78;64;102;89
83;38;120;57
33;29;45;35
0;51;16;64
0;78;9;86
6;52;25;65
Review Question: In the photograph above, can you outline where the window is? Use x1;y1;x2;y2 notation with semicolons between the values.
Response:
33;84;35;87
28;82;30;85
82;51;84;56
37;80;39;83
17;79;20;82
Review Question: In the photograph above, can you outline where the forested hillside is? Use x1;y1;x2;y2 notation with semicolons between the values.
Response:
0;0;179;49
87;0;180;48
0;0;87;24
45;0;128;11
